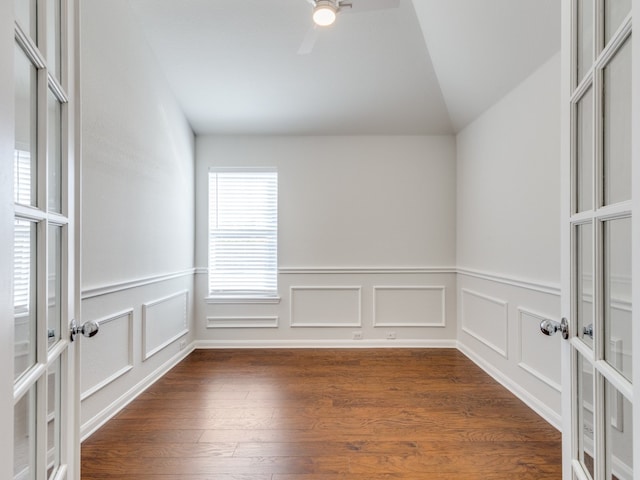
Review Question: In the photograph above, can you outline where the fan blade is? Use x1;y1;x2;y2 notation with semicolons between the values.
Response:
297;25;318;55
343;0;399;13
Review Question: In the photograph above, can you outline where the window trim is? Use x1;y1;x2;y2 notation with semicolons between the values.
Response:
204;295;281;305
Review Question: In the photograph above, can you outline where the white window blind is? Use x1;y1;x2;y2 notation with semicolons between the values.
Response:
14;148;32;205
208;169;278;297
14;150;33;314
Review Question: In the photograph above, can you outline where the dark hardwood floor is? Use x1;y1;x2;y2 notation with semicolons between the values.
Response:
81;349;562;479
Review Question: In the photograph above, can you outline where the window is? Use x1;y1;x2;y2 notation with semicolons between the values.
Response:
208;169;278;299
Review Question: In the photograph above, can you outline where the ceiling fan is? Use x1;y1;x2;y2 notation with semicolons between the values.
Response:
297;0;400;55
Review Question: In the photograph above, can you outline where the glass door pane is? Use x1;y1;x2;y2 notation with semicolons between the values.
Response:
46;0;62;81
604;0;631;45
47;358;61;478
604;379;633;479
577;0;593;84
578;354;595;479
603;217;632;381
576;87;593;213
14;386;37;480
603;37;632;206
14;219;37;381
14;0;37;40
47;90;62;214
47;225;62;347
14;44;38;207
577;223;594;347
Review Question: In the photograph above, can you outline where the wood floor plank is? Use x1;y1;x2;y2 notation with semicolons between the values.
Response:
82;349;562;479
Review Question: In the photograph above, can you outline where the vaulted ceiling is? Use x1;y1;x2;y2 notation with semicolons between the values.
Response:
126;0;560;135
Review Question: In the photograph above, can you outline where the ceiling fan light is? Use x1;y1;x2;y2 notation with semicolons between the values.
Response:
313;2;337;26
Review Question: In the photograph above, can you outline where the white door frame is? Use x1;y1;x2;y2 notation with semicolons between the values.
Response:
561;0;639;479
2;0;81;478
633;0;640;476
560;0;572;474
1;1;17;479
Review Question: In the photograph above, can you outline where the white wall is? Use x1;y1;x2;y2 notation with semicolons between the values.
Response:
456;53;562;427
79;0;195;438
194;135;458;347
457;54;561;284
81;3;195;288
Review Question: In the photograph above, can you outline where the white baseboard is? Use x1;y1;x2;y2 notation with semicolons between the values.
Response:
80;342;196;441
194;339;458;349
457;341;562;431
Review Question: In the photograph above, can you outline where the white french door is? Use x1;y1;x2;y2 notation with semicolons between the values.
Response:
7;0;80;479
561;0;638;479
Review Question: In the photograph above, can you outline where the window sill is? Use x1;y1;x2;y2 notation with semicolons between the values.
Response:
205;295;281;305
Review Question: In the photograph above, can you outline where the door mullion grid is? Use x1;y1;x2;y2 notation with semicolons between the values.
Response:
593;370;606;480
595;2;633;480
14;26;46;71
570;1;594;476
592;213;603;480
569;79;593;220
570;340;589;480
595;360;634;400
574;460;593;480
44;0;72;477
35;218;48;480
569;0;634;478
569;225;596;480
595;18;632;71
12;0;65;476
12;0;73;477
37;1;51;477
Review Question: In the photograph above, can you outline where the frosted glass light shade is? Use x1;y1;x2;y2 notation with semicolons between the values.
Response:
313;3;337;26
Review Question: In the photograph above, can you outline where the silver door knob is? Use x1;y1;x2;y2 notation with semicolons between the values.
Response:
69;319;99;341
540;318;569;340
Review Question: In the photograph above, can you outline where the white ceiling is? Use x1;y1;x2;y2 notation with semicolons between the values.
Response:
413;0;561;131
126;0;560;135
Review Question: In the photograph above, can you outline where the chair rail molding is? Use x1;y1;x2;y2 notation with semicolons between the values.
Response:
82;268;196;299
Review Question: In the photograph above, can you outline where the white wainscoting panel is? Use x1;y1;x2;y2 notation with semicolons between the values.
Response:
373;286;446;327
207;316;279;329
461;288;509;358
81;309;134;401
290;286;362;327
142;290;189;360
517;308;561;392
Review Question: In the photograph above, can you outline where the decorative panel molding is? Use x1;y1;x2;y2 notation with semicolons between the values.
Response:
373;286;446;327
517;308;561;392
142;290;189;361
207;316;279;329
461;288;509;358
81;309;134;401
290;286;362;327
